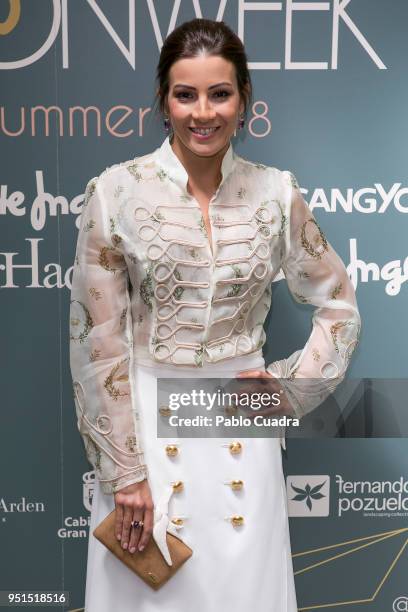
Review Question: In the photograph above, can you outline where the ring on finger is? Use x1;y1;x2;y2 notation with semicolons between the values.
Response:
130;519;144;529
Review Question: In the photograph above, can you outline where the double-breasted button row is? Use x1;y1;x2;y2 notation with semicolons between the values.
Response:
221;440;242;454
165;444;179;457
223;441;245;527
159;405;172;417
170;516;188;529
162;436;245;528
224;479;244;491
226;515;245;527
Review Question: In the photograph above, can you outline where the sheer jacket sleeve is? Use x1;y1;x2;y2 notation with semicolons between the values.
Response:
69;175;148;494
266;171;361;419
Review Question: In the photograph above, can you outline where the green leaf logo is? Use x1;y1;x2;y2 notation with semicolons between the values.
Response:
290;481;326;512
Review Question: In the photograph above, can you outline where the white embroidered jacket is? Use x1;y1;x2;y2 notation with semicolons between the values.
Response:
69;135;361;494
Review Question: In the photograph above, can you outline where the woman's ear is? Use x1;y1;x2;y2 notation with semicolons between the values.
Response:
239;87;249;116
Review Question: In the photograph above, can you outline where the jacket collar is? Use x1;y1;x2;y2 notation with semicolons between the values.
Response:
155;134;236;193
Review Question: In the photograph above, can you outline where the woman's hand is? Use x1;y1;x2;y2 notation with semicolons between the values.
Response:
114;479;154;554
234;369;295;417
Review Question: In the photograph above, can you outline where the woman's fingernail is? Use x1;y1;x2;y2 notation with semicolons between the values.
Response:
122;542;128;549
117;534;121;540
138;544;145;551
129;546;136;553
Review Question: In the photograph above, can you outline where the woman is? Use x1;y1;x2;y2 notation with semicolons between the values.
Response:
69;17;361;612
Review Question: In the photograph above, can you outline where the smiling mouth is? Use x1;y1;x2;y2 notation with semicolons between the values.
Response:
189;126;220;135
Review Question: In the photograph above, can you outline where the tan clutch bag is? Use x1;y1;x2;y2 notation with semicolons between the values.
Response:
93;508;193;590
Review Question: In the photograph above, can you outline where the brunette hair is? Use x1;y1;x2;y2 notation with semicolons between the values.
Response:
154;18;252;121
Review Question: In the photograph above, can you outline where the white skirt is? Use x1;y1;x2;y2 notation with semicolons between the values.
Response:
85;351;298;612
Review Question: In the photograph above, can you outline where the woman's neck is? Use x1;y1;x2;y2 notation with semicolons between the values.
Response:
170;133;228;196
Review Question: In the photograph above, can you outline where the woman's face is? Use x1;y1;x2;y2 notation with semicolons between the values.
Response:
164;54;245;158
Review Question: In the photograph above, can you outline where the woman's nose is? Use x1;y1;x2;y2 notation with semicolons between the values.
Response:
192;98;216;121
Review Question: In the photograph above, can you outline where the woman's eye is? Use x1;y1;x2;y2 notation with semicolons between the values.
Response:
174;90;231;101
175;92;193;100
213;90;231;99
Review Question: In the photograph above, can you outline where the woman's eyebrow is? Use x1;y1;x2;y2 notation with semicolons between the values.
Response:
173;81;233;90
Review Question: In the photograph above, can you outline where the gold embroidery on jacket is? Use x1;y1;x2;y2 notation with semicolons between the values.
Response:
104;359;130;400
300;218;329;259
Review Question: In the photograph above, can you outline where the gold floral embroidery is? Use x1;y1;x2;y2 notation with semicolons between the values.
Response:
156;168;168;182
90;349;101;362
198;215;208;237
83;179;97;207
89;287;102;300
70;300;93;343
140;265;154;312
212;213;225;223
173;268;185;300
104;359;130;400
330;320;354;353
312;348;320;361
127;162;142;181
330;283;343;299
289;366;299;380
151;210;166;223
194;343;205;367
300;218;328;260
294;293;309;304
112;234;122;247
227;264;243;297
277;201;288;237
98;245;125;273
116;374;129;382
83;219;95;232
109;217;122;247
125;435;137;453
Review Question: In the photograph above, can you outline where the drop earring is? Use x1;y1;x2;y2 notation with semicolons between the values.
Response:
163;115;171;132
238;114;245;130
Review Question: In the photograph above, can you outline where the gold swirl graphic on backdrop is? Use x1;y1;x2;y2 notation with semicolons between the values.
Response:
0;0;21;35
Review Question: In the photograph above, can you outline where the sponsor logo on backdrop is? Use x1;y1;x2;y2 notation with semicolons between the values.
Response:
1;234;406;295
306;184;408;214
2;177;407;233
57;471;94;540
287;475;330;516
347;239;407;296
0;496;45;521
287;474;408;518
336;474;408;518
0;0;386;71
1;176;408;293
82;470;95;512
